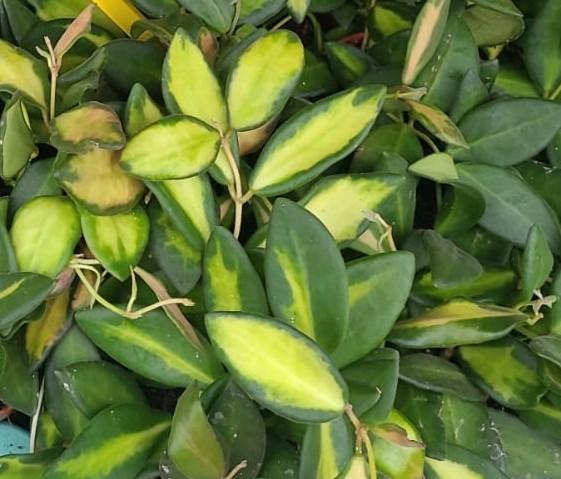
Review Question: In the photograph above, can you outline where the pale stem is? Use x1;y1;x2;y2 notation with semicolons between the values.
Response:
228;0;241;35
127;266;138;312
29;378;45;453
360;0;377;51
220;131;244;239
43;36;58;121
344;404;377;477
224;460;248;479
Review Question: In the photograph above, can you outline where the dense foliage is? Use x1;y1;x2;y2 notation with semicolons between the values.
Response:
1;0;561;478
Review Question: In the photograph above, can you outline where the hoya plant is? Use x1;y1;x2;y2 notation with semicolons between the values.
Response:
1;0;561;477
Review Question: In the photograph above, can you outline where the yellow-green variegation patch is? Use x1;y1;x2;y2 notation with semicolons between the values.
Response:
42;404;170;479
206;311;348;423
408;100;468;148
0;39;49;109
80;206;149;281
10;196;81;278
124;83;163;137
50;102;126;154
203;226;269;315
147;175;217;250
249;85;386;196
300;173;404;245
402;0;451;85
163;28;228;131
287;0;311;22
76;307;223;386
0;448;61;479
120;116;221;180
55;149;144;215
388;299;527;349
227;30;304;131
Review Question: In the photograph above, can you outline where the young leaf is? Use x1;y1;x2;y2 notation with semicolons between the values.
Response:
265;199;348;353
76;307;222;386
449;99;561;166
120;116;221;180
402;0;451;85
147;174;217;250
204;226;269;315
42;404;170;479
0;38;49;109
80;206;149;281
299;173;404;246
249;85;387;196
10;196;81;278
288;0;311;22
50;102;126;154
389;300;527;348
55;149;145;216
332;252;415;368
409;153;458;183
205;311;349;423
168;385;227;479
53;4;94;61
337;455;369;479
459;337;547;409
227;30;305;131
456;163;561;255
163;28;228;131
408;100;468;148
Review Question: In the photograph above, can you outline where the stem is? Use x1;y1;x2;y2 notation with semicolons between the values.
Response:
127;266;138;312
220;132;244;239
29;378;45;453
270;15;291;31
133;267;203;350
388;112;440;153
228;0;241;35
345;404;377;477
548;82;561;101
43;36;59;121
224;460;248;479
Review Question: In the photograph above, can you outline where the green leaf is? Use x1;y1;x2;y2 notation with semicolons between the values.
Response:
55;149;145;215
424;230;483;288
325;42;374;86
523;0;561;97
76;307;222;386
517;161;561;220
0;448;62;479
399;353;485;402
456;163;561;255
240;0;285;25
449;68;489;123
0;332;38;415
54;360;147;418
0;95;37;180
124;83;163;137
409;153;458;183
520;225;554;301
0;38;49;109
459;337;547;409
44;326;100;441
518;399;561;444
402;0;451;85
80;206;149;281
168;384;226;479
265;199;348;352
177;0;234;33
163;28;228;131
0;220;17;273
249;85;387;196
449;99;561;166
288;0;311;22
425;444;508;479
299;173;404;246
531;335;561;369
10;196;81;278
205;311;349;423
342;348;399;425
25;290;71;369
3;0;37;45
488;409;561;478
0;272;53;337
147;175;217;250
299;415;353;479
492;63;540;98
50;102;126;154
147;201;201;295
227;30;304;131
203;226;269;315
463;5;524;47
121;115;221;180
43;404;170;479
435;185;485;236
206;380;266;479
408;100;468;148
389;300;527;348
332;252;414;368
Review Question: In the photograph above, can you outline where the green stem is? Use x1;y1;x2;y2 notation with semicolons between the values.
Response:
548;82;561;101
221;131;244;239
228;0;241;35
270;15;291;31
